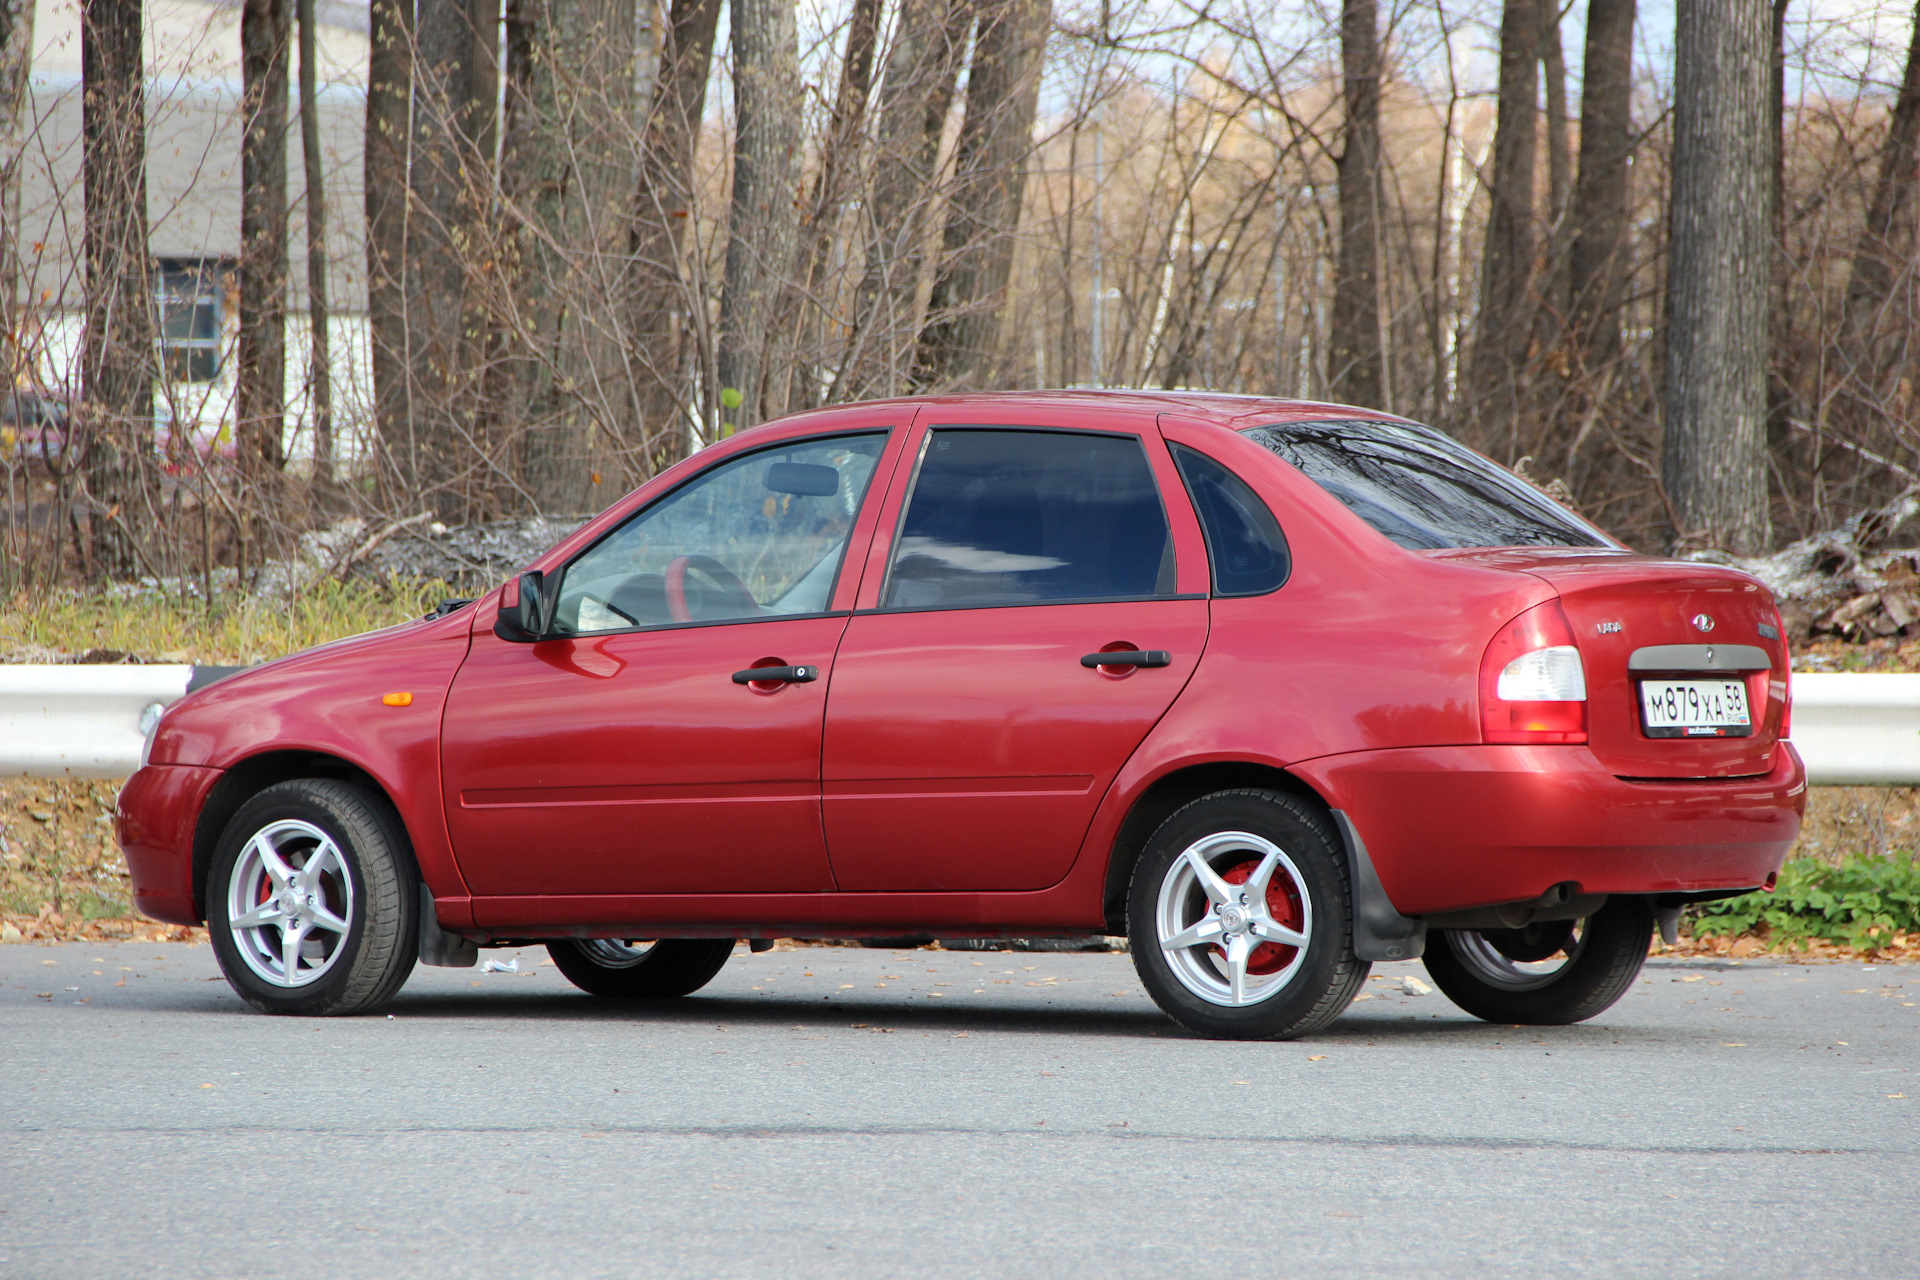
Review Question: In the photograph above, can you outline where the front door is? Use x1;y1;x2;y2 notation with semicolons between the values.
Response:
822;425;1210;892
442;432;891;897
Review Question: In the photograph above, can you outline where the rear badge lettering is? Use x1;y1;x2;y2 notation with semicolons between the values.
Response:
1596;620;1622;634
1757;622;1779;640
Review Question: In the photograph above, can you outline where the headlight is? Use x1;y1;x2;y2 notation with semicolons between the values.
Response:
139;702;167;767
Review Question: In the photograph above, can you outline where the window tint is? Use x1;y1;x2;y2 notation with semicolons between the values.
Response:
885;429;1174;609
1171;445;1290;595
554;433;886;633
1245;419;1614;551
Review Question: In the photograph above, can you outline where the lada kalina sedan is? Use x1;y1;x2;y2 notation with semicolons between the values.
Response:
117;392;1805;1039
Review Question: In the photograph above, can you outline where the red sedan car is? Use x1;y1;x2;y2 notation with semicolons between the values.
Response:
117;393;1804;1039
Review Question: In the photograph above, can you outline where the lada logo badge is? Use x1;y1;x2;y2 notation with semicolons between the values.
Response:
1692;613;1716;633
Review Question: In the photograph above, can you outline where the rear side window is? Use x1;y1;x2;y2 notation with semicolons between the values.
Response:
1171;444;1290;596
885;429;1175;609
1244;419;1614;551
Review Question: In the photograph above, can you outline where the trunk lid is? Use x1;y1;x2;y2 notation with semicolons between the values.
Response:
1429;548;1787;778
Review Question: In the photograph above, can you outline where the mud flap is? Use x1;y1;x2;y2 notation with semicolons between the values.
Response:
1330;809;1427;961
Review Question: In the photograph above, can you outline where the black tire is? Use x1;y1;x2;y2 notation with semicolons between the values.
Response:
206;779;419;1016
1127;789;1368;1040
1421;896;1653;1025
547;938;736;998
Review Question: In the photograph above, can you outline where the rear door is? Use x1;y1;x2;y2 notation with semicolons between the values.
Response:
821;417;1211;892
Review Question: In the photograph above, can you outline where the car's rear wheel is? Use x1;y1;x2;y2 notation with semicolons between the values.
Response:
547;938;736;998
207;779;418;1016
1421;896;1653;1025
1128;789;1368;1040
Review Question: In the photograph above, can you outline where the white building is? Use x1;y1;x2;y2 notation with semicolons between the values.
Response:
14;0;376;466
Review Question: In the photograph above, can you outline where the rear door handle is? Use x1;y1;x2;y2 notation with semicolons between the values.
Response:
1080;650;1172;669
732;664;819;685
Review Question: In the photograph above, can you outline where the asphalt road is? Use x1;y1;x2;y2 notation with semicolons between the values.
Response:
2;940;1916;1279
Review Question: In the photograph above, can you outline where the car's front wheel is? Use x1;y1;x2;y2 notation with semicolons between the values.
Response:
207;779;419;1016
1421;896;1653;1024
1128;789;1368;1040
547;939;736;998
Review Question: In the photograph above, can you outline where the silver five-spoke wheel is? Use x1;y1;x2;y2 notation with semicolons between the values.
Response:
225;818;356;987
1155;830;1313;1007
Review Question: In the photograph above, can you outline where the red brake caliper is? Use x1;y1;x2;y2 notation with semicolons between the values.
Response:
1220;859;1305;974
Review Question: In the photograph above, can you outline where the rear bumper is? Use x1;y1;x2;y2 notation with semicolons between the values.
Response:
116;764;222;926
1290;742;1805;916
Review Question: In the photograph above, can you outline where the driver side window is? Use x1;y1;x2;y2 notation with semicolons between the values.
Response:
554;433;887;634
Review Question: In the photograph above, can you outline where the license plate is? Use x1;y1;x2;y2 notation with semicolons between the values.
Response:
1639;679;1753;738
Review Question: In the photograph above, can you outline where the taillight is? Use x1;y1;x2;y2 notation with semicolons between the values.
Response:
1480;600;1588;744
1777;608;1792;738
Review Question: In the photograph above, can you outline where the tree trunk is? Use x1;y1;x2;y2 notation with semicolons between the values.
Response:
404;0;496;518
912;0;1050;390
1665;0;1771;554
238;0;292;518
498;0;633;512
716;0;802;428
627;0;722;470
846;0;973;394
1327;0;1383;407
365;0;412;504
1566;0;1636;375
1836;2;1920;411
1537;0;1572;327
0;0;35;368
298;0;333;489
80;0;156;579
782;0;881;410
1470;0;1539;434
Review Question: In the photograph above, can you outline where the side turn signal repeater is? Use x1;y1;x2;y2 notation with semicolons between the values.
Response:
382;691;414;707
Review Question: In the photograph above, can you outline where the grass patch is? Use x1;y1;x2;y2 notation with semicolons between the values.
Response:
1691;854;1920;953
1;574;458;666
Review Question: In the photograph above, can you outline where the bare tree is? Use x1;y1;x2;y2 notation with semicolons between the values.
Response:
845;0;974;395
1470;0;1539;434
1566;0;1636;376
0;0;33;353
1835;1;1920;417
299;0;334;489
627;0;722;468
1328;0;1383;406
914;0;1051;389
80;0;157;578
239;0;293;518
497;0;633;509
365;0;413;497
717;0;803;427
1665;0;1772;553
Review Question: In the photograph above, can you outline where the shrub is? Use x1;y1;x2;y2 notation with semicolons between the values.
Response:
1691;855;1920;951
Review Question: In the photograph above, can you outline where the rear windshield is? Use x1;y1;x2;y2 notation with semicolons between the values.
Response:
1242;419;1615;551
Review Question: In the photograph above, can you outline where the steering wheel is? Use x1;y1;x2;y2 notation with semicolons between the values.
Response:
664;554;761;623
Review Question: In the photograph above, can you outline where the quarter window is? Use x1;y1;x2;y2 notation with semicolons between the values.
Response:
884;429;1174;609
1171;444;1290;596
554;433;887;634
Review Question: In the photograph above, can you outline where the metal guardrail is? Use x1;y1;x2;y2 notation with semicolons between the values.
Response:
1787;672;1920;786
0;666;1915;785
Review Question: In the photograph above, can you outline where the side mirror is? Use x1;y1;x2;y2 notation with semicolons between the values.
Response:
493;570;553;642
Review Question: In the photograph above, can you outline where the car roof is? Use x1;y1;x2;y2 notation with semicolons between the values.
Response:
769;389;1418;432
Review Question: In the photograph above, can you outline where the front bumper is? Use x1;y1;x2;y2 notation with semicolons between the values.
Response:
1291;741;1805;916
116;764;223;925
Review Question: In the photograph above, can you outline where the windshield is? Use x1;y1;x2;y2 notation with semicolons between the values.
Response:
1243;419;1615;551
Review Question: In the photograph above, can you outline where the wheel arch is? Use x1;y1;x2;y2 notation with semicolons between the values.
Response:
191;751;416;920
1099;761;1332;934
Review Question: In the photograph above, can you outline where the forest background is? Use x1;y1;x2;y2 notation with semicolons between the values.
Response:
5;0;1920;584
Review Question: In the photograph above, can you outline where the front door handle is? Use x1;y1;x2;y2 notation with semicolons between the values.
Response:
732;664;819;685
1080;650;1171;669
